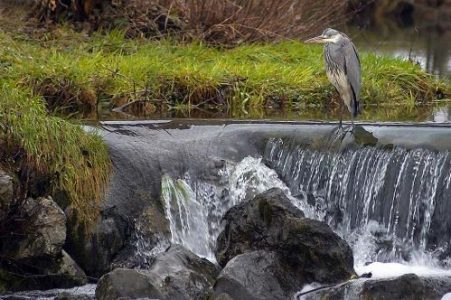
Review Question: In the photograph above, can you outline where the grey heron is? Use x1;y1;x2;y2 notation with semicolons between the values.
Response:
305;28;361;127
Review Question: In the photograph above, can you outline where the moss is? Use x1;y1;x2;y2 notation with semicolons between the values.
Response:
0;83;111;229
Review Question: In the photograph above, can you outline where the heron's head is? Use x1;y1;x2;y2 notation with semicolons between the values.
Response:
304;28;342;44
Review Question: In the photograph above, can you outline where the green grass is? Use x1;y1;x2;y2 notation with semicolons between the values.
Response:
0;82;110;228
0;29;447;119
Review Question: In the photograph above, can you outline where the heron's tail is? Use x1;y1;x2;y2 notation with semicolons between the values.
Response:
352;100;360;117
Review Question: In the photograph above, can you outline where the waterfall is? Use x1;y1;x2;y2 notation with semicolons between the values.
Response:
160;136;451;269
264;137;451;266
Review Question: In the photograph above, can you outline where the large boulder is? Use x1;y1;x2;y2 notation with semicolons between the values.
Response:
215;188;355;285
65;202;169;277
303;274;451;300
0;197;87;292
0;250;87;292
96;244;219;300
213;250;298;300
64;205;133;277
95;268;164;300
1;196;66;260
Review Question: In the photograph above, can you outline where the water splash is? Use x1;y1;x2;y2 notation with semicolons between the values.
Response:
161;156;313;262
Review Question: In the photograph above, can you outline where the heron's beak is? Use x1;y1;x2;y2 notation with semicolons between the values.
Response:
304;35;327;44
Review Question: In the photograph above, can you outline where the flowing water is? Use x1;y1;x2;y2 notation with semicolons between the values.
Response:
162;151;451;270
264;138;451;269
160;156;316;262
156;123;451;275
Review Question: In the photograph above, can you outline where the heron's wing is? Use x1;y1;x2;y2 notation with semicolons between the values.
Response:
343;42;361;101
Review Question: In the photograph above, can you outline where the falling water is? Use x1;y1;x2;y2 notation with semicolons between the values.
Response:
161;174;214;260
160;137;451;269
264;137;451;266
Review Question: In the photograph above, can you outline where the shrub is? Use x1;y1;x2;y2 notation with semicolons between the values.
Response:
30;0;349;45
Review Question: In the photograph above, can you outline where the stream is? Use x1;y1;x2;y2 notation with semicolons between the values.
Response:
102;120;451;295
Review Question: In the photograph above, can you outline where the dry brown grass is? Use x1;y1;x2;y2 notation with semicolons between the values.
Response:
31;77;97;116
29;0;349;45
162;0;349;44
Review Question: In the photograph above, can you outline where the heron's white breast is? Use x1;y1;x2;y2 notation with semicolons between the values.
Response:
326;70;347;92
326;69;352;106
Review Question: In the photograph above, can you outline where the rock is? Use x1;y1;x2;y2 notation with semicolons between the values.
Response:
0;250;87;292
302;274;451;300
214;293;234;300
146;244;219;299
0;196;87;292
64;204;134;277
111;207;171;270
361;274;451;300
213;250;297;300
0;196;66;260
51;250;88;287
0;169;13;221
96;244;219;300
215;188;355;285
95;268;164;300
65;202;169;277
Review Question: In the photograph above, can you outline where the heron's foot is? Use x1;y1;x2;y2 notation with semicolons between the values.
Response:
333;124;353;135
344;124;355;134
332;125;343;138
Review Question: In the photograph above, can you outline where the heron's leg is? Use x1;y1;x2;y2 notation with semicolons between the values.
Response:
339;100;343;129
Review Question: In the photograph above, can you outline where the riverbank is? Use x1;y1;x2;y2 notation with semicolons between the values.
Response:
1;26;449;121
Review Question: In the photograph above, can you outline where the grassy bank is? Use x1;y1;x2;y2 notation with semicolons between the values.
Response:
0;29;448;120
0;81;110;228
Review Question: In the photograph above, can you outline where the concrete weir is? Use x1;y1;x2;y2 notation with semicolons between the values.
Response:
94;120;451;275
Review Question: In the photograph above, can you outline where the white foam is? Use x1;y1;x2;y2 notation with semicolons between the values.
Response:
356;262;451;279
441;293;451;300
